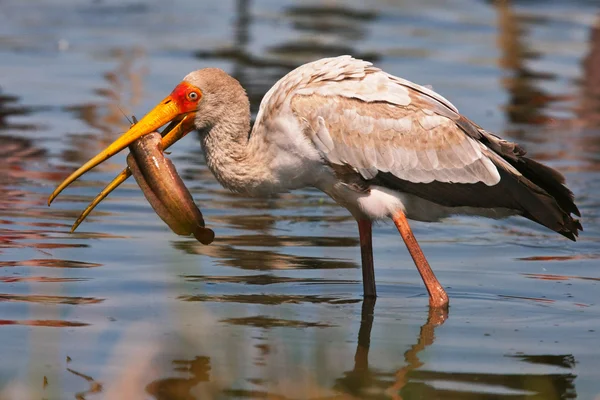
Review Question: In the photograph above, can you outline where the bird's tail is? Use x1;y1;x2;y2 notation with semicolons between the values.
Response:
454;119;582;240
501;155;582;241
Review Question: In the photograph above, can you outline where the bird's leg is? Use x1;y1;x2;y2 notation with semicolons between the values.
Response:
391;211;449;309
357;219;376;298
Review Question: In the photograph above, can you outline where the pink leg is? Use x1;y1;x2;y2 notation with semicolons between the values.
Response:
392;211;449;308
357;219;376;298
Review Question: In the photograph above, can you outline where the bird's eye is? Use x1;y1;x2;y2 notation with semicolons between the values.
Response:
188;91;199;101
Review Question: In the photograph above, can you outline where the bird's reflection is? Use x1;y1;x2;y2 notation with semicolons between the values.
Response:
332;300;577;399
335;300;447;399
53;299;578;399
139;300;449;399
334;298;377;395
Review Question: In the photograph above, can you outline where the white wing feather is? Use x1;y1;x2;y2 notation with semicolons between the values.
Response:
258;56;500;186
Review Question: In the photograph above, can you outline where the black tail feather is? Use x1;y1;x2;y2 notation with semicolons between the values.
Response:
491;166;580;241
514;157;581;217
495;157;582;241
470;125;582;241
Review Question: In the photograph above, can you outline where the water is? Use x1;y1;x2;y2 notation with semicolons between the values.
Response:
1;0;599;398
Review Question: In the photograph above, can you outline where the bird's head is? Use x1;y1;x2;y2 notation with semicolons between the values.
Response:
47;68;248;205
183;68;249;134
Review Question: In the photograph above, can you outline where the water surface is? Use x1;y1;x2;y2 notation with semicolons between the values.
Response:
1;0;599;399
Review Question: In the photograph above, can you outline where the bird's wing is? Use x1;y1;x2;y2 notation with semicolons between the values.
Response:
282;56;579;240
290;65;501;185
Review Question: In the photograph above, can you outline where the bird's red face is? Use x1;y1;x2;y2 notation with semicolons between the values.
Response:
48;81;203;205
168;81;203;115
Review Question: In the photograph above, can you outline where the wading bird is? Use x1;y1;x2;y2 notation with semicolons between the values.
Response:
48;56;582;308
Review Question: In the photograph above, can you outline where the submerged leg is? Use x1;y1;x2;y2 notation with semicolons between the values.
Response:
357;219;376;298
392;211;449;308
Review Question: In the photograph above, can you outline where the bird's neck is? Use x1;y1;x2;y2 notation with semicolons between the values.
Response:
200;117;278;196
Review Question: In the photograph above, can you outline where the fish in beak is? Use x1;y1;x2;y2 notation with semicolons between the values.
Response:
48;81;202;206
48;81;203;232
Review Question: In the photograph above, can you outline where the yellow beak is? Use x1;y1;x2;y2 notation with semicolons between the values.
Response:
48;95;191;206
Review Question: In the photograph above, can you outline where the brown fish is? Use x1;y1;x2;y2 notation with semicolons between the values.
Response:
127;132;214;245
66;115;213;245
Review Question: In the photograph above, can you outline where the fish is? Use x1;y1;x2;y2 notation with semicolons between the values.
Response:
127;131;214;245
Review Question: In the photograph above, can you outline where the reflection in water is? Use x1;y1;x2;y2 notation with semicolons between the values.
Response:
180;293;360;305
0;276;88;283
388;308;447;399
0;50;147;257
0;259;101;268
524;272;600;282
0;319;89;327
146;356;211;400
67;367;103;400
495;0;557;126
335;300;448;399
513;354;576;369
0;87;36;131
0;88;46;185
0;89;81;255
140;300;450;399
269;4;378;66
0;135;44;165
572;13;600;173
407;369;575;399
498;294;555;304
285;5;376;40
518;254;600;262
183;273;357;286
493;3;600;172
221;315;334;328
577;14;600;127
195;233;357;248
173;240;357;270
0;293;103;305
488;7;600;143
62;47;146;166
334;299;377;397
210;212;351;233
